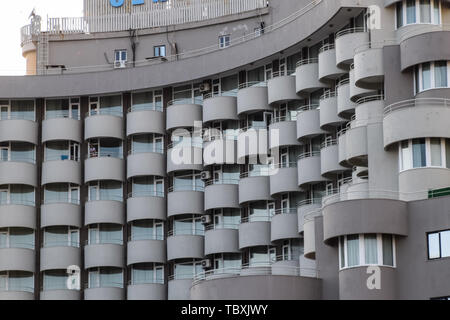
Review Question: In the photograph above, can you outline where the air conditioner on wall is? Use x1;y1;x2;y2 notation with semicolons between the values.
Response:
114;60;126;69
202;259;212;269
200;171;211;180
199;82;211;93
201;215;212;224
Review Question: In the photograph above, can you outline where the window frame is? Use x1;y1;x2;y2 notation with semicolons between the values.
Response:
427;229;450;260
218;34;231;49
399;138;450;171
395;0;442;29
414;61;450;95
154;45;166;57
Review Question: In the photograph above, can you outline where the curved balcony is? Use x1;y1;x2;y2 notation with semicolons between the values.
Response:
84;287;125;300
335;28;370;69
42;118;82;143
296;104;326;141
322;198;408;243
269;165;301;196
202;95;238;123
318;44;346;81
127;152;165;178
127;194;166;222
166;102;202;131
336;79;357;119
267;73;300;104
237;83;271;115
40;290;81;300
85;113;124;140
168;279;192;300
320;140;346;177
383;98;450;148
0;291;35;300
270;209;300;242
399;29;450;71
127;283;167;300
40;246;81;271
84;243;125;269
339;266;396;300
85;200;125;226
167;144;203;173
354;44;384;89
85;156;125;183
269;118;301;149
126;109;165;136
338;129;350;168
42;160;81;185
238;219;271;249
238;174;272;205
297;199;322;233
399;168;450;201
127;239;166;265
295;59;329;96
319;92;345;130
0;119;38;145
0;204;36;230
167;234;204;261
0;161;37;187
303;211;320;259
297;152;327;187
204;181;239;211
167;189;204;217
190;272;321;300
349;66;376;102
204;227;239;255
0;248;35;272
41;203;81;228
203;138;237;166
345;124;368;167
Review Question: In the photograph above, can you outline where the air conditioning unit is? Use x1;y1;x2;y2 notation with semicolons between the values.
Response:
199;82;211;93
202;259;212;269
201;215;212;224
114;60;126;69
200;171;211;180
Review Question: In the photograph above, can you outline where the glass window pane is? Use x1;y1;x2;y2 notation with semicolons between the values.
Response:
433;0;440;24
382;234;394;266
422;62;431;90
412;138;426;168
132;91;153;111
396;2;403;28
420;0;431;23
401;140;411;170
364;234;378;264
428;232;441;259
434;61;448;88
441;230;450;258
340;237;345;268
406;0;417;24
347;235;360;267
430;138;442;166
446;139;450;168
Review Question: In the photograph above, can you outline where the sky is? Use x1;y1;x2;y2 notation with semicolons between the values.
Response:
0;0;83;76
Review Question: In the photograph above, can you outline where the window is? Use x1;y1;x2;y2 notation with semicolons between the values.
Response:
0;227;35;250
131;220;164;241
415;61;450;94
131;134;164;154
396;0;441;28
131;90;163;112
44;183;79;205
154;45;166;57
131;263;164;285
88;181;123;202
0;184;35;206
428;229;450;259
0;142;35;163
339;234;395;269
89;95;122;117
399;138;450;171
43;226;79;248
88;224;123;245
88;138;123;159
114;50;127;63
45;98;80;120
131;176;164;198
219;35;230;49
45;141;79;162
88;267;123;289
172;215;204;236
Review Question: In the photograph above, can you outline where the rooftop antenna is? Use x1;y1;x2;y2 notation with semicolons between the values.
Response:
28;8;36;19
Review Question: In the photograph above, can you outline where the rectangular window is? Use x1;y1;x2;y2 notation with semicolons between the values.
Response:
382;234;394;266
446;139;450;168
364;234;378;264
154;45;166;57
433;0;441;24
430;138;442;166
420;0;431;23
340;237;345;268
396;2;404;28
401;141;411;170
412;138;426;168
415;66;421;93
219;35;230;49
347;235;360;267
406;0;417;24
434;61;448;88
428;230;450;259
422;62;431;90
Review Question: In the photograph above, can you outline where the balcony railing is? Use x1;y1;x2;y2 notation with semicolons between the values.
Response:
0;241;35;250
238;81;267;90
205;178;239;186
128;190;164;199
335;27;367;39
41;241;80;248
203;89;238;100
296;58;319;68
298;151;320;160
384;98;450;116
0;285;35;293
85;109;123;118
168;97;203;106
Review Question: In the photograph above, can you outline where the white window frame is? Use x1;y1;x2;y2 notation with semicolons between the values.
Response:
43;226;79;247
219;35;231;49
414;61;450;95
399;138;449;171
395;0;442;29
114;49;127;63
338;234;397;270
